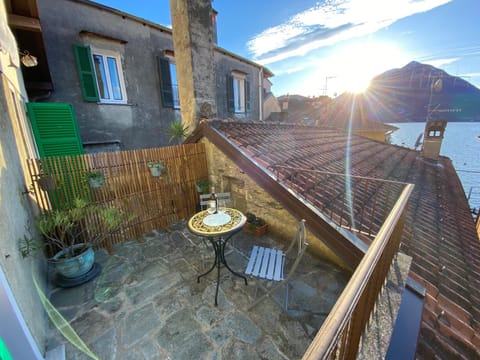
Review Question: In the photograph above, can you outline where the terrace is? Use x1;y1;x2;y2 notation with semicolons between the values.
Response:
45;223;352;359
29;140;414;359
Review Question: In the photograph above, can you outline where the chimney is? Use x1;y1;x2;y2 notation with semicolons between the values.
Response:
422;119;447;161
170;0;217;132
212;9;218;45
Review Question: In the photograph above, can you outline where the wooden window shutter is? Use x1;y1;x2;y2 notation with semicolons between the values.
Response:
26;102;84;157
158;57;174;107
73;44;99;102
245;80;251;112
226;74;234;112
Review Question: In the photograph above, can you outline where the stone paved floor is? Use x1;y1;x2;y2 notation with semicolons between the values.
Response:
46;221;351;360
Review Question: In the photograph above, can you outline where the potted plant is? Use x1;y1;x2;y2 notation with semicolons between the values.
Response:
195;179;211;194
20;198;130;280
168;121;189;144
147;160;166;177
244;212;268;236
86;170;105;188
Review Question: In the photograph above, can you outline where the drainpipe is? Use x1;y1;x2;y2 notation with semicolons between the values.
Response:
258;67;263;121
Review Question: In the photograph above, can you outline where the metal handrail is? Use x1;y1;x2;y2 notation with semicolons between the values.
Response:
270;165;409;240
302;183;414;359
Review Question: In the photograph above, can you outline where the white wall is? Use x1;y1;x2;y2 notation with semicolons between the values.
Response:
0;1;47;356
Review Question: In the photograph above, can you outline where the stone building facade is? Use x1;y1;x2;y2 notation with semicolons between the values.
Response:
33;0;273;151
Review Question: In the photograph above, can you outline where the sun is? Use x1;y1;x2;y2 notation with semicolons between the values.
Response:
344;74;372;93
329;42;409;95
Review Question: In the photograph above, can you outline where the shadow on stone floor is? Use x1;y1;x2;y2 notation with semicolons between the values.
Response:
46;221;351;360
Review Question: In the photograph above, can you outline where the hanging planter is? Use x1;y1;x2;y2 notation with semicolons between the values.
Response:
86;171;105;188
37;174;56;191
147;161;166;177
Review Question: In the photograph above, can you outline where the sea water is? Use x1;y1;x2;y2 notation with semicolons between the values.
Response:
388;122;480;212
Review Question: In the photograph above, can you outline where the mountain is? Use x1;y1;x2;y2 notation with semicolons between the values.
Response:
329;61;480;123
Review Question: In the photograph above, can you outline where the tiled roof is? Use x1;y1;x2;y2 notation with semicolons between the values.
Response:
195;119;480;359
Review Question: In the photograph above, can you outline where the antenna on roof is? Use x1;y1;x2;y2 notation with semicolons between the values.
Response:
414;132;423;150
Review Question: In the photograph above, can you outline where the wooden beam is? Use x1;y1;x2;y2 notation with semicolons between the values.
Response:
8;13;41;32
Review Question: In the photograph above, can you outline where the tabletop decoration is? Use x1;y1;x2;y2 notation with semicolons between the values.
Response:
189;208;244;236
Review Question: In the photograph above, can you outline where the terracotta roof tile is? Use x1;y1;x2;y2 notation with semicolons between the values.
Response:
205;120;480;359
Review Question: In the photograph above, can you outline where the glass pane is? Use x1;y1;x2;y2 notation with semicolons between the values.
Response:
169;63;180;108
233;78;240;112
233;77;245;112
93;54;109;99
107;57;123;100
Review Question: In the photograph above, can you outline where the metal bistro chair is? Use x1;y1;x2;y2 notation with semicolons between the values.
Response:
245;219;308;311
199;192;232;211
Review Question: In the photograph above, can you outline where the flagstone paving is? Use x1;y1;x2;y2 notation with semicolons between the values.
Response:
46;221;351;360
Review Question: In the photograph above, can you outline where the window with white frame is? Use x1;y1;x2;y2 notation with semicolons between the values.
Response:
73;44;127;104
92;49;127;103
227;71;250;113
233;74;245;112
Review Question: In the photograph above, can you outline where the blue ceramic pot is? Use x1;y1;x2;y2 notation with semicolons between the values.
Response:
52;245;94;278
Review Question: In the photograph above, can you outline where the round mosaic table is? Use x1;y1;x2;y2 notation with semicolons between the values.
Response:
188;208;248;306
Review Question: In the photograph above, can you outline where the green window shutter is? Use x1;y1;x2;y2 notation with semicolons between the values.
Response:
226;74;234;112
158;57;174;107
27;102;84;157
0;337;13;360
245;79;251;112
73;44;99;102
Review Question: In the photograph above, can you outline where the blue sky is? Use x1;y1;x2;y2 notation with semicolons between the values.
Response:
95;0;480;97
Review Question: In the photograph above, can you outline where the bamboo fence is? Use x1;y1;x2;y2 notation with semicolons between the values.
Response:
26;143;208;252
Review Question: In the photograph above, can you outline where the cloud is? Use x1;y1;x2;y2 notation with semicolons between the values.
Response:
284;65;307;75
425;58;458;68
247;0;452;65
462;72;480;78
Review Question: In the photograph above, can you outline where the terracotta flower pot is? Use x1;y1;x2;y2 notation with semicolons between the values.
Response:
245;222;268;236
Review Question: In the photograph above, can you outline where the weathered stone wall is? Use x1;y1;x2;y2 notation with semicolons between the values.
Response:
0;4;47;353
38;0;180;150
171;0;217;130
201;138;348;269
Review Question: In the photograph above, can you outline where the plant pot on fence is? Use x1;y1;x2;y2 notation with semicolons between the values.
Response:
147;161;166;177
86;171;105;188
37;175;56;191
88;178;104;188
